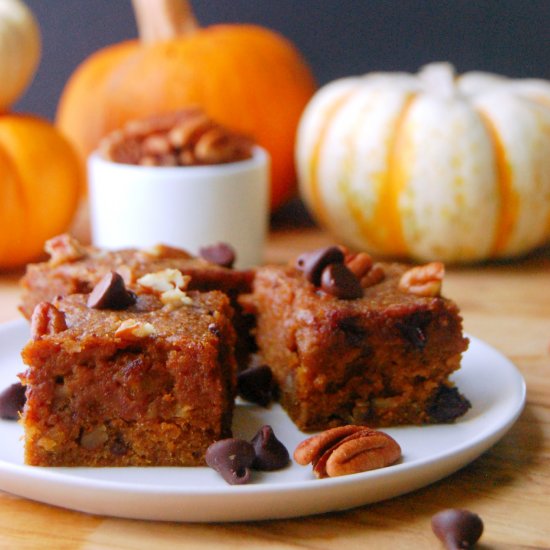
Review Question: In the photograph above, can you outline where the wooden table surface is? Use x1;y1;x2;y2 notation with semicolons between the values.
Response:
0;219;549;549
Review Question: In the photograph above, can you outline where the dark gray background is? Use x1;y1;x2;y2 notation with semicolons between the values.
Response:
13;1;550;122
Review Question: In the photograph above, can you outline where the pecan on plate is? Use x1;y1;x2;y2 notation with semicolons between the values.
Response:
294;425;401;478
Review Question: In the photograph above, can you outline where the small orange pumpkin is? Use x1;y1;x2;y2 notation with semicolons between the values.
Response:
56;0;316;210
0;115;82;269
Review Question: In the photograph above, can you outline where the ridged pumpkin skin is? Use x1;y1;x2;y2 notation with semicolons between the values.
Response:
56;24;316;211
0;0;41;111
0;115;82;269
296;63;550;262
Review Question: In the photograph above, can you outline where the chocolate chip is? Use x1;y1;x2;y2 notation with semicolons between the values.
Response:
199;243;236;268
250;425;289;471
431;508;484;549
0;382;26;420
397;311;432;350
205;438;256;485
336;316;367;346
296;246;344;285
320;263;363;300
237;365;274;407
87;271;137;310
427;386;471;423
110;436;128;456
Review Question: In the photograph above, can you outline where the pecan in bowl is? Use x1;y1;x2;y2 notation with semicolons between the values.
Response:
99;108;254;167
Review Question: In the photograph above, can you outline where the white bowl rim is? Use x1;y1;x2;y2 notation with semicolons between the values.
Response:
88;145;269;176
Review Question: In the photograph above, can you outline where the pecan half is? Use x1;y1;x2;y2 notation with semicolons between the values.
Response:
399;261;445;297
344;251;385;288
345;252;373;279
31;302;67;340
294;425;401;478
360;263;385;288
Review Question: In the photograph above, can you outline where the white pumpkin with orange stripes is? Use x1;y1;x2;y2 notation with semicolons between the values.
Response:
0;0;40;111
296;62;550;262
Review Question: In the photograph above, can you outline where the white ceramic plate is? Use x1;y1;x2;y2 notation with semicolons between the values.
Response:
0;319;525;522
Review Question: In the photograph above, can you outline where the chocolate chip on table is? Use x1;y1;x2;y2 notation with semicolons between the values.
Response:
320;263;364;300
205;438;256;485
250;425;290;471
427;386;471;423
295;246;345;285
237;364;274;407
0;382;26;420
87;271;137;310
431;508;484;549
199;243;236;268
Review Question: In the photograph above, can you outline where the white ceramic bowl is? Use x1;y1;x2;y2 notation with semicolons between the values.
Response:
88;146;270;268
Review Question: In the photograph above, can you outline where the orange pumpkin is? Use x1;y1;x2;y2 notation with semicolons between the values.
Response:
0;115;82;269
56;0;316;210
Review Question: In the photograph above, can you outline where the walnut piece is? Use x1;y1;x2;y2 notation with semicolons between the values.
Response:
138;269;190;293
159;287;193;309
44;234;87;266
137;269;192;308
294;425;401;478
399;262;445;297
114;319;156;340
79;425;108;450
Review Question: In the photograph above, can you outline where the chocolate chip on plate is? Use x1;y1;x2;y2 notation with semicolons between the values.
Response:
87;271;137;310
250;425;290;471
205;438;256;485
0;381;26;420
295;246;344;286
320;263;363;300
431;508;484;549
199;243;236;268
237;364;274;407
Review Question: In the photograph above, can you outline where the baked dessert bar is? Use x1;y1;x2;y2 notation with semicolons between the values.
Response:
19;234;254;366
20;270;237;466
20;235;253;317
243;246;470;431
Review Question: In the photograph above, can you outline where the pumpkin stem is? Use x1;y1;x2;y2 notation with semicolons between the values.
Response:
132;0;199;43
419;62;457;98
